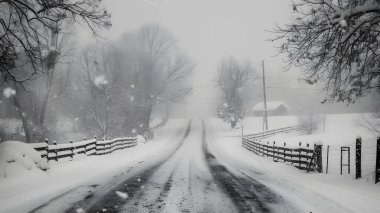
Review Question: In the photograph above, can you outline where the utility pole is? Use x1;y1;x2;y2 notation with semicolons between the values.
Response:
262;61;268;130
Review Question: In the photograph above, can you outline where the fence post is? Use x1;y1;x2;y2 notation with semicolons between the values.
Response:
376;137;380;184
326;145;330;174
298;142;301;168
315;144;323;173
241;125;244;143
95;136;100;155
54;142;58;162
45;139;49;162
70;141;74;160
356;136;362;179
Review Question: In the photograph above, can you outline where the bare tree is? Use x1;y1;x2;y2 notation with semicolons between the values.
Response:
0;0;111;82
122;24;193;133
0;0;110;143
359;92;380;135
71;44;121;139
217;57;254;128
273;0;380;103
298;110;322;135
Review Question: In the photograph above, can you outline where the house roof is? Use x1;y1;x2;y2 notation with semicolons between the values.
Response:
252;101;290;112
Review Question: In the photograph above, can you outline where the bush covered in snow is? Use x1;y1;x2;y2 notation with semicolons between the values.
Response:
137;135;146;144
0;141;49;178
298;112;322;135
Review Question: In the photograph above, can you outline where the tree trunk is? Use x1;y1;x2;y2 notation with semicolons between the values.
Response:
13;95;32;143
230;120;237;129
38;72;54;126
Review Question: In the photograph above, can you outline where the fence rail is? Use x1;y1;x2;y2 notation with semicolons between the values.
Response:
242;125;323;172
242;138;320;171
30;136;138;162
244;125;304;140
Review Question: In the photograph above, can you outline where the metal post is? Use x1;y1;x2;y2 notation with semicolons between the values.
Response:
340;148;343;175
262;61;268;130
348;147;351;174
356;136;362;179
326;145;330;174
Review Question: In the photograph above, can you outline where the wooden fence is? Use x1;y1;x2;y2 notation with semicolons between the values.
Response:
30;136;138;162
244;125;304;140
242;125;323;172
141;119;168;141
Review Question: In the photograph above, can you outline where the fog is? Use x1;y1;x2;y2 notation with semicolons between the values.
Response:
2;1;380;211
76;0;371;118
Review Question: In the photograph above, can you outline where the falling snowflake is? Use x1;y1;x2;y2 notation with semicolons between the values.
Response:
139;124;144;128
94;75;108;88
115;191;129;199
339;19;347;28
74;117;79;121
132;129;136;134
223;102;228;107
130;96;134;102
131;84;135;88
75;208;84;213
3;87;16;98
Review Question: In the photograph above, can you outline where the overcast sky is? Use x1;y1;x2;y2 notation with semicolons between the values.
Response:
78;0;367;117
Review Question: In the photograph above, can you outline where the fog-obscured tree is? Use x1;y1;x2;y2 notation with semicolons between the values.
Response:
273;0;380;104
120;24;193;133
0;0;110;143
70;44;121;139
298;110;322;135
0;0;111;81
217;57;254;128
359;92;380;135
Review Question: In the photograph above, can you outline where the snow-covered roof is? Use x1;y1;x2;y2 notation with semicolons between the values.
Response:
252;101;290;112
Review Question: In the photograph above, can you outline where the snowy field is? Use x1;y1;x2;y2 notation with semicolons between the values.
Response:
0;119;188;213
206;114;380;213
233;113;378;180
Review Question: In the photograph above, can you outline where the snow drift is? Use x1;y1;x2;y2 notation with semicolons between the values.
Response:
0;141;49;179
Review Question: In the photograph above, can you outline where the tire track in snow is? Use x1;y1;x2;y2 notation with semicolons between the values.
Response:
80;121;192;213
202;120;282;213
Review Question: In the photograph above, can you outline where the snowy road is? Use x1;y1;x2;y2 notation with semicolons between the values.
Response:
40;120;294;213
26;119;365;213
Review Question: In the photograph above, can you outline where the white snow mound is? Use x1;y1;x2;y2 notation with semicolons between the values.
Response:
137;135;146;144
0;141;49;178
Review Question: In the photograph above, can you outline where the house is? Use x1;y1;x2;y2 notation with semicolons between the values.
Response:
252;101;290;116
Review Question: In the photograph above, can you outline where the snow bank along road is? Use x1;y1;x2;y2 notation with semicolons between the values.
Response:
39;120;295;213
27;119;353;213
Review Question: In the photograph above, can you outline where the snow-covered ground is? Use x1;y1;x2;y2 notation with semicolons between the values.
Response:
1;115;379;213
0;119;188;213
235;113;378;180
206;114;380;213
